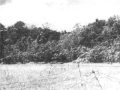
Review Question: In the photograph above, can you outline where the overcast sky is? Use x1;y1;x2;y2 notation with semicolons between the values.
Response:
0;0;120;31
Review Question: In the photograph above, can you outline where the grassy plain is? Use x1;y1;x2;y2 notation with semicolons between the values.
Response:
0;63;120;90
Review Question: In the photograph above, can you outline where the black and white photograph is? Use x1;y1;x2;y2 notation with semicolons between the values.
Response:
0;0;120;90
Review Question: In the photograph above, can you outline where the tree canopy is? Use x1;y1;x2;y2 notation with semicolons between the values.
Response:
1;15;120;64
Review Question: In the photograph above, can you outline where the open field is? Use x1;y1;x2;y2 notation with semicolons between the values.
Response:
0;63;120;90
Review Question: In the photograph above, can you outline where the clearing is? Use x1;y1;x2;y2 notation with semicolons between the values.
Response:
0;63;120;90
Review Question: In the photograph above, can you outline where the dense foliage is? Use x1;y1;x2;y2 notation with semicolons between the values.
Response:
1;15;120;64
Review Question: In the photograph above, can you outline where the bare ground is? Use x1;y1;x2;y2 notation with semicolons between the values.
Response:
0;63;120;90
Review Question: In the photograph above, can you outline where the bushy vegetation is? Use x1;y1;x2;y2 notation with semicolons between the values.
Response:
1;15;120;64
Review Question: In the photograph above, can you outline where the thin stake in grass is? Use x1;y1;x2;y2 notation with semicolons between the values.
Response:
77;62;82;78
92;70;103;90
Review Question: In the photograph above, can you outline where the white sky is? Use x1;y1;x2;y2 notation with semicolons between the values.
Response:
0;0;120;31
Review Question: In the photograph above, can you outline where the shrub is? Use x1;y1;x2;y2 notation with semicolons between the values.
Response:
86;46;106;63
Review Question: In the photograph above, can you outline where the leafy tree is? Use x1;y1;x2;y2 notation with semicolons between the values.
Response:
0;23;5;30
14;21;25;29
7;26;18;44
14;21;30;38
107;16;117;27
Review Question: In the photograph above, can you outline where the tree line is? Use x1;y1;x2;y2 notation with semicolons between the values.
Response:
1;15;120;64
